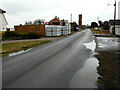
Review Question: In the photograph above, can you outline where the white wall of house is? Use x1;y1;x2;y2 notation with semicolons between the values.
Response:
110;25;120;35
109;25;113;34
10;28;15;31
116;25;120;35
0;13;8;31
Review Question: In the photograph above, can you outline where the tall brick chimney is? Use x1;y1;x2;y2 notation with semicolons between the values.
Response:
79;14;82;27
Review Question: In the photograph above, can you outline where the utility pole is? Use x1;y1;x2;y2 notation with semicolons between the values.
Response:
97;17;99;22
70;14;73;31
113;0;116;35
70;14;72;23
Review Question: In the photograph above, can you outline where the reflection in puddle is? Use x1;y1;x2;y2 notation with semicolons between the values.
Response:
96;37;120;50
70;57;99;88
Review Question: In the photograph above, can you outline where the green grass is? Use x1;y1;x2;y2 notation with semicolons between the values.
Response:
71;31;78;34
91;28;100;31
79;28;86;31
1;40;52;57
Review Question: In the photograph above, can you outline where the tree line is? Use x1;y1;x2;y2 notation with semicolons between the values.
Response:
91;20;110;30
24;19;45;25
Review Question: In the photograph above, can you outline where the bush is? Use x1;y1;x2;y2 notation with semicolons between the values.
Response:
4;31;21;38
2;31;21;40
2;31;42;40
21;32;42;39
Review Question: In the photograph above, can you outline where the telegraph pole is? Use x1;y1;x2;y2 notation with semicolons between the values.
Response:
70;14;72;23
113;0;116;35
70;14;73;31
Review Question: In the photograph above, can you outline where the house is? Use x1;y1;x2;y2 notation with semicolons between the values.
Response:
109;20;120;35
0;9;8;31
109;1;120;35
49;16;62;25
49;16;70;26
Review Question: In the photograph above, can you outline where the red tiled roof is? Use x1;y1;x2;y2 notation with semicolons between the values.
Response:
49;16;62;22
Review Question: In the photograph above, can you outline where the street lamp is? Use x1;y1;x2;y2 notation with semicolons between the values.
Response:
113;0;116;35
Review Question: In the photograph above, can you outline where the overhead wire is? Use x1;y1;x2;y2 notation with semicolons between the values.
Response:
99;0;112;18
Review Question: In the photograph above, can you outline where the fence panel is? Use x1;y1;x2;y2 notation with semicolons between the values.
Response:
45;25;71;36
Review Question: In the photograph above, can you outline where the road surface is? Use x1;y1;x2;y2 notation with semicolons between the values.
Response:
3;29;96;88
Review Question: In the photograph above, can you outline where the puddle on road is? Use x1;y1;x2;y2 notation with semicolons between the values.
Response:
70;57;99;88
84;40;96;51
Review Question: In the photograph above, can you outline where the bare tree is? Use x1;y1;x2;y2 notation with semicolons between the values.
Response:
33;19;45;25
24;21;33;25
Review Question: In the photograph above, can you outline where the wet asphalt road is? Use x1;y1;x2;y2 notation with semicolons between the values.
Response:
3;29;95;88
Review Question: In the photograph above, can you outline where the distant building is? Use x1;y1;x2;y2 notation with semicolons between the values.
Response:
118;1;120;19
49;16;70;26
6;28;15;31
109;1;120;35
0;9;8;31
45;22;49;25
49;16;62;25
109;20;120;35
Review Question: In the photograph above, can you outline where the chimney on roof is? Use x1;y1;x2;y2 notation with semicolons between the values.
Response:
55;16;57;18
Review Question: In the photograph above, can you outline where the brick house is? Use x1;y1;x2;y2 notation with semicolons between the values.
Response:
49;16;62;25
49;16;70;26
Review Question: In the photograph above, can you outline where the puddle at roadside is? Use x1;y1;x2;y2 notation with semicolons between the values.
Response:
9;48;32;57
69;40;99;88
96;37;120;51
70;57;99;88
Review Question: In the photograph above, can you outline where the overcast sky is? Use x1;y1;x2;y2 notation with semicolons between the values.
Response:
0;0;120;28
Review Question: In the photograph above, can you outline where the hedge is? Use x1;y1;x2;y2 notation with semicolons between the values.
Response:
2;31;42;40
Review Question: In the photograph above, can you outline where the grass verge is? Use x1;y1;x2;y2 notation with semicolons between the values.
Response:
95;50;120;88
1;40;52;57
71;31;78;34
71;29;86;35
91;29;109;34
